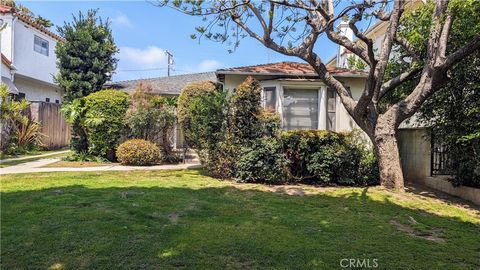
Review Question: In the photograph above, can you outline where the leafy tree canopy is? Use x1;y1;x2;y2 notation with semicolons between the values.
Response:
55;9;118;102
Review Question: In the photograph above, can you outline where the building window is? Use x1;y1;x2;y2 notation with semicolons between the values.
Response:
283;88;318;130
45;98;50;102
326;88;336;131
34;35;49;56
55;99;60;104
263;86;276;111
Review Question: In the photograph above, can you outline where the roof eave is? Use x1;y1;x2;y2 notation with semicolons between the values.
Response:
216;70;367;78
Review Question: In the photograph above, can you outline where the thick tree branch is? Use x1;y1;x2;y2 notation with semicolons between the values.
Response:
394;35;420;60
377;67;421;100
356;0;404;115
443;34;480;69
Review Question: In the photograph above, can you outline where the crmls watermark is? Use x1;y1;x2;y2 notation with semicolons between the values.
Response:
340;258;379;268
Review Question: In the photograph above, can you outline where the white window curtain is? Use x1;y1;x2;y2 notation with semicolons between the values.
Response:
263;86;276;111
283;88;318;130
326;88;336;131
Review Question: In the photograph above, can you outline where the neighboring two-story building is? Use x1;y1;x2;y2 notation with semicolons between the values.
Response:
0;5;63;103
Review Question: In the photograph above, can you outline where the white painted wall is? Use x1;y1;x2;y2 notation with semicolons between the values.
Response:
15;75;62;102
0;14;14;61
13;20;58;84
1;61;11;78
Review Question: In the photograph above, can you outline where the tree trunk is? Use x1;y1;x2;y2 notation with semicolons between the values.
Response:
373;117;405;190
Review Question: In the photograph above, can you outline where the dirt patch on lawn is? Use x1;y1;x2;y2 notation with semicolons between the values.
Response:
168;213;179;225
390;217;445;243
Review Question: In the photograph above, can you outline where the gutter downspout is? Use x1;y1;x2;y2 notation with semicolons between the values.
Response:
10;15;16;82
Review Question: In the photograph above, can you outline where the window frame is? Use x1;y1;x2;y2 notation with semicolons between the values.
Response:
282;87;320;131
262;85;277;112
34;35;49;56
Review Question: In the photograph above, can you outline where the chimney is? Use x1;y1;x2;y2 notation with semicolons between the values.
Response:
336;18;353;68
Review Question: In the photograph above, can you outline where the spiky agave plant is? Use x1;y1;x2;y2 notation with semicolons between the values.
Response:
13;119;44;149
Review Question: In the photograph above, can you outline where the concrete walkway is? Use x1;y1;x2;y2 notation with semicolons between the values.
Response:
0;158;201;175
0;150;71;163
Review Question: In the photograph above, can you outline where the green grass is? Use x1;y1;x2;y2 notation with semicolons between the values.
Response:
0;151;71;168
1;170;479;269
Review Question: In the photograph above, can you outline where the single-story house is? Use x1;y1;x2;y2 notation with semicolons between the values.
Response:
217;61;367;133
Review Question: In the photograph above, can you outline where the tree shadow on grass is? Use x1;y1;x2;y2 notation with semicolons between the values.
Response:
1;183;479;270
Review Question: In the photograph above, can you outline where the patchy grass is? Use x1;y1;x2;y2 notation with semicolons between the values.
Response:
41;160;112;168
1;170;479;269
0;151;71;168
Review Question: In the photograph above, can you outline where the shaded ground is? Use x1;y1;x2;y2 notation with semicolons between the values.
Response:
1;170;479;269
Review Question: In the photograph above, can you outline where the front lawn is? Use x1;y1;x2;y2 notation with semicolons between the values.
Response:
1;170;479;269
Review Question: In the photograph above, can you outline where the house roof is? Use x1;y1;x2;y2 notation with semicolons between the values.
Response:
0;5;63;42
1;53;12;67
108;72;218;95
216;61;367;77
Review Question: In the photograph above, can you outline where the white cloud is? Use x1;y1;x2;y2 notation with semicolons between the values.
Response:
196;59;223;72
112;13;134;29
119;46;167;67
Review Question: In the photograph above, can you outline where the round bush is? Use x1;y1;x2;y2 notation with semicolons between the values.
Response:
116;139;161;166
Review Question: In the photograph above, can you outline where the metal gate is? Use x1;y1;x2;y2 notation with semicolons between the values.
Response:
431;140;452;175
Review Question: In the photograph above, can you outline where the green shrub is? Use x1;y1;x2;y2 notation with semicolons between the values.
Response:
280;130;379;186
116;139;161;166
235;138;289;184
229;76;262;145
185;88;227;150
83;89;130;160
258;110;281;138
177;81;218;147
125;87;177;162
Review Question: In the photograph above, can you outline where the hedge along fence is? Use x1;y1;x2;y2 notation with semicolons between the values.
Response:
83;89;130;161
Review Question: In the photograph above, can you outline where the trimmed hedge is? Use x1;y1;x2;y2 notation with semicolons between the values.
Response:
177;81;218;148
116;139;161;166
235;130;379;186
84;89;130;161
236;138;289;184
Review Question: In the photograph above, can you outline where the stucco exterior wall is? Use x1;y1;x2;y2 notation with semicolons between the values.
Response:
397;128;431;182
1;62;10;79
15;76;62;102
13;20;58;84
0;14;14;61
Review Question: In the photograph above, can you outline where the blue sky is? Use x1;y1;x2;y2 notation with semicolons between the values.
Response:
19;1;340;82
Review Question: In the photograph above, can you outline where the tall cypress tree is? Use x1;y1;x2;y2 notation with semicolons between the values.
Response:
55;9;118;101
55;9;118;152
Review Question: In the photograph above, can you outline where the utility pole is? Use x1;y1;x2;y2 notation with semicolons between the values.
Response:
165;50;173;77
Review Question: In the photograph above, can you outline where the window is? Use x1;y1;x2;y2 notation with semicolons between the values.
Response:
45;98;50;102
263;86;276;111
326;88;336;131
55;99;60;104
34;35;49;56
283;88;318;130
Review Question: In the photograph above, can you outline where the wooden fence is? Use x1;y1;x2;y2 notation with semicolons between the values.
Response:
29;102;71;149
